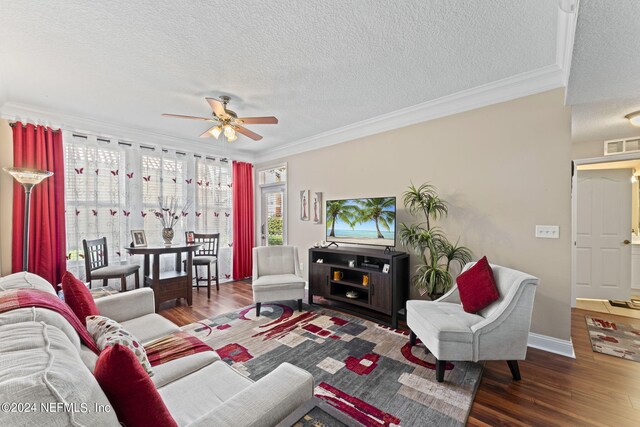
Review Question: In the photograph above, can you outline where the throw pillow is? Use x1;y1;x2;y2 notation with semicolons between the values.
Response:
94;344;178;427
456;256;500;313
61;271;99;326
86;315;153;376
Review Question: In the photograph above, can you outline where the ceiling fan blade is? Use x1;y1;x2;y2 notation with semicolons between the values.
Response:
205;97;227;118
162;113;214;121
199;126;217;138
235;125;263;141
236;116;278;125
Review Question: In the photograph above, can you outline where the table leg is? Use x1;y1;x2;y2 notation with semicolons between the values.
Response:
153;254;160;312
186;251;193;306
175;251;182;272
143;254;150;286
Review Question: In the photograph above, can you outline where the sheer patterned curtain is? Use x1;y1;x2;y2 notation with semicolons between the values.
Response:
195;157;233;280
63;132;233;284
64;133;125;280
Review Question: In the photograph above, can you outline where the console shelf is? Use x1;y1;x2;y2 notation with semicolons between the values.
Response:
308;246;409;328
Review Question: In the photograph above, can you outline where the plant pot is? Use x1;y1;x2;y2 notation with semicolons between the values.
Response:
162;228;174;245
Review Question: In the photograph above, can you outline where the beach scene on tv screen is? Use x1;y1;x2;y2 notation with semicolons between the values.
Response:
326;197;396;246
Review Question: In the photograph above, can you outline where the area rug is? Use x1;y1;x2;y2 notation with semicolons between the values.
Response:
181;302;483;426
585;316;640;362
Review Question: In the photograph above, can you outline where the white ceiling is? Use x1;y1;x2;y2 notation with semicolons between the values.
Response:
568;1;640;143
0;1;562;161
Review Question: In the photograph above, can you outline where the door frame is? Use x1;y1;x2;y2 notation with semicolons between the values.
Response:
256;163;288;247
571;152;640;306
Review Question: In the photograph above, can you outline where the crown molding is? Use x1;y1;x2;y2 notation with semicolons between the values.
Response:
255;64;564;163
556;0;580;89
0;102;255;162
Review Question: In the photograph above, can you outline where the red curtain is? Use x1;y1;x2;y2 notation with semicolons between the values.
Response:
232;161;254;280
11;122;66;287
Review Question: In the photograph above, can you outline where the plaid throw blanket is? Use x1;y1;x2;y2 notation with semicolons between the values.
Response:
0;288;100;354
145;331;213;366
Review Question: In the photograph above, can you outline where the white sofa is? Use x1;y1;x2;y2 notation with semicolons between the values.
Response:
0;272;314;426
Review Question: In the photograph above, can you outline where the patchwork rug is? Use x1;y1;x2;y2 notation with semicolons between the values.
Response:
585;316;640;362
181;302;483;426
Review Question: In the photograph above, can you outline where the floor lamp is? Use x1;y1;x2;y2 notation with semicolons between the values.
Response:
3;167;53;271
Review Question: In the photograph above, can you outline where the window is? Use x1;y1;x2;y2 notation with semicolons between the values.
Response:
63;132;234;283
141;151;188;240
195;158;232;247
258;164;287;246
64;135;125;280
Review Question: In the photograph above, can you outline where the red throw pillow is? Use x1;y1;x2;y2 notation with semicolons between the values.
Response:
61;271;99;326
94;344;178;427
456;256;500;313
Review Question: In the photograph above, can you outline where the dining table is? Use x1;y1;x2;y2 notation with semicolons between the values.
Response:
124;243;201;312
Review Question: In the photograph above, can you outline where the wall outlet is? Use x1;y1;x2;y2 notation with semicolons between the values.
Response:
535;225;559;239
299;261;304;270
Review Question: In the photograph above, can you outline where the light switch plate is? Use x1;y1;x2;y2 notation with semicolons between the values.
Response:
535;225;559;239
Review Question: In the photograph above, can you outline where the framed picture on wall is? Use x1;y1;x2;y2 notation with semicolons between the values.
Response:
300;190;310;221
312;192;322;223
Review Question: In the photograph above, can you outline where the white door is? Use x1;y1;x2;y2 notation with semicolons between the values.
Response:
260;186;285;246
576;169;632;300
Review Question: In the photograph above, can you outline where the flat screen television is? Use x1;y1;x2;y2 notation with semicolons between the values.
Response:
325;197;396;247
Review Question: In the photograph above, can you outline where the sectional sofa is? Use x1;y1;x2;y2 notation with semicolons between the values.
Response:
0;272;314;426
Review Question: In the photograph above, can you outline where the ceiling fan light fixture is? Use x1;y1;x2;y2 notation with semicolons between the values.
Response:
224;125;235;139
227;133;238;142
625;111;640;127
211;126;222;139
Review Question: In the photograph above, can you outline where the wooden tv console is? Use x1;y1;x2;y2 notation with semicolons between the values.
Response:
308;247;409;328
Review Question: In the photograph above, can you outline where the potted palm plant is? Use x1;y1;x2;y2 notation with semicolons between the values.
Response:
399;183;472;298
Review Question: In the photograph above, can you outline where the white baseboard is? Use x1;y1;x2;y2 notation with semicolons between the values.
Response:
527;332;575;358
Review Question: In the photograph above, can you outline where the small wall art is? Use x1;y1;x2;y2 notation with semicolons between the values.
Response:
312;192;322;223
300;190;310;221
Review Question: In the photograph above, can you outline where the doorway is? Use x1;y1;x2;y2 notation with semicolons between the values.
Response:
572;156;640;306
257;164;287;247
261;187;285;246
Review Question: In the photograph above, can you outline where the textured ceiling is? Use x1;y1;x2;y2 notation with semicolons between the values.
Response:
568;1;640;142
0;0;558;158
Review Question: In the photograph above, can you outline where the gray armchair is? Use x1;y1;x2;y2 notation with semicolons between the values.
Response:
407;262;538;382
252;246;305;316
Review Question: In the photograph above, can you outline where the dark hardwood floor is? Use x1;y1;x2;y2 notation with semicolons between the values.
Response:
160;280;640;426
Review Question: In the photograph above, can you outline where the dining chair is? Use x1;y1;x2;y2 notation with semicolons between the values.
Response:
185;232;220;299
82;237;140;292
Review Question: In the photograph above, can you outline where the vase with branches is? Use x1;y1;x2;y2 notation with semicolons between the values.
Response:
399;182;472;298
151;197;191;245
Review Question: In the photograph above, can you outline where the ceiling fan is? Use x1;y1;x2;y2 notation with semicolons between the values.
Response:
162;96;278;142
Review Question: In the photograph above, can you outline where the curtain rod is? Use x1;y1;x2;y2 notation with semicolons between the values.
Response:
71;133;227;162
9;122;61;132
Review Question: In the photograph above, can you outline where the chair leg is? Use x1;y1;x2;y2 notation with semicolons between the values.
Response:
256;302;261;317
103;278;108;288
436;359;446;383
206;264;211;299
135;271;140;289
120;276;126;292
507;360;521;381
195;265;199;292
215;260;219;291
409;330;417;346
298;299;303;312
